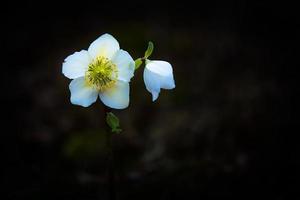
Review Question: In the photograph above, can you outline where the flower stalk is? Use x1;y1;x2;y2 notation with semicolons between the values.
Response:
104;108;117;200
134;41;153;70
106;129;116;200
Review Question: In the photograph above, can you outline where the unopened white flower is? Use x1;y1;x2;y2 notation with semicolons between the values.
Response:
62;34;135;109
143;60;175;101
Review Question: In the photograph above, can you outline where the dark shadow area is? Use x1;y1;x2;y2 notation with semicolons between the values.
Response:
2;1;299;199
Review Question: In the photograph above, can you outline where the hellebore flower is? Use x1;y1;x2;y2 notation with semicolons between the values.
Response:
62;34;135;109
143;60;175;101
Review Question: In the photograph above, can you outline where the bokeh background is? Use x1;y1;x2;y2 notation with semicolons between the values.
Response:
3;1;299;199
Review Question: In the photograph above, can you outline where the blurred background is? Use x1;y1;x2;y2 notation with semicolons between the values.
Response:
2;1;299;199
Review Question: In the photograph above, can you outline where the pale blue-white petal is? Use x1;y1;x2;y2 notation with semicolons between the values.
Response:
62;50;91;79
88;33;120;60
144;60;175;101
99;81;129;109
111;49;135;82
69;77;98;107
143;66;161;101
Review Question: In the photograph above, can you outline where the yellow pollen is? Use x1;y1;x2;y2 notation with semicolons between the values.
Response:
85;56;118;91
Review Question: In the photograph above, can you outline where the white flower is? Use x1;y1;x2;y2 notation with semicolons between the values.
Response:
143;60;175;101
62;34;135;109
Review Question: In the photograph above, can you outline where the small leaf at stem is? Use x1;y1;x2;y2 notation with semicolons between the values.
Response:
144;41;154;59
112;128;122;134
106;112;122;134
135;58;143;70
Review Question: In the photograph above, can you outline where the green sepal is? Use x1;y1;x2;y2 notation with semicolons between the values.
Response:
106;112;122;134
144;41;154;59
135;58;143;70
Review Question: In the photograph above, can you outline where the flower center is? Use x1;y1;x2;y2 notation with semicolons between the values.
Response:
85;57;118;91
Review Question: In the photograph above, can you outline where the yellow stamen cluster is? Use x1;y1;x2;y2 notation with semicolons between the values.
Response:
85;56;118;91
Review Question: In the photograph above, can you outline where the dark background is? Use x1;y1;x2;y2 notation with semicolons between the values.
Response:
2;1;299;199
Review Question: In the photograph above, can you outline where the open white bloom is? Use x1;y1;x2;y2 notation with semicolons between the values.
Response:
143;60;175;101
62;34;135;109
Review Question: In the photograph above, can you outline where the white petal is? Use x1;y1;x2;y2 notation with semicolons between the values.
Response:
88;33;120;60
62;50;91;79
69;77;98;107
144;60;175;101
111;50;135;82
143;67;161;101
99;81;129;109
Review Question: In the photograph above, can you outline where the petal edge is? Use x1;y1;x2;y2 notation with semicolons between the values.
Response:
88;33;120;60
99;81;130;109
69;77;98;107
112;49;135;82
62;50;91;79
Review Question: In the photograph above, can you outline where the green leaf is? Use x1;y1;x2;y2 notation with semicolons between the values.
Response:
106;112;119;128
106;112;122;134
144;41;154;59
112;127;122;134
135;58;143;70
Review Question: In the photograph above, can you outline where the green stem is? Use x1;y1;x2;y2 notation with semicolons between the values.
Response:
104;108;116;200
